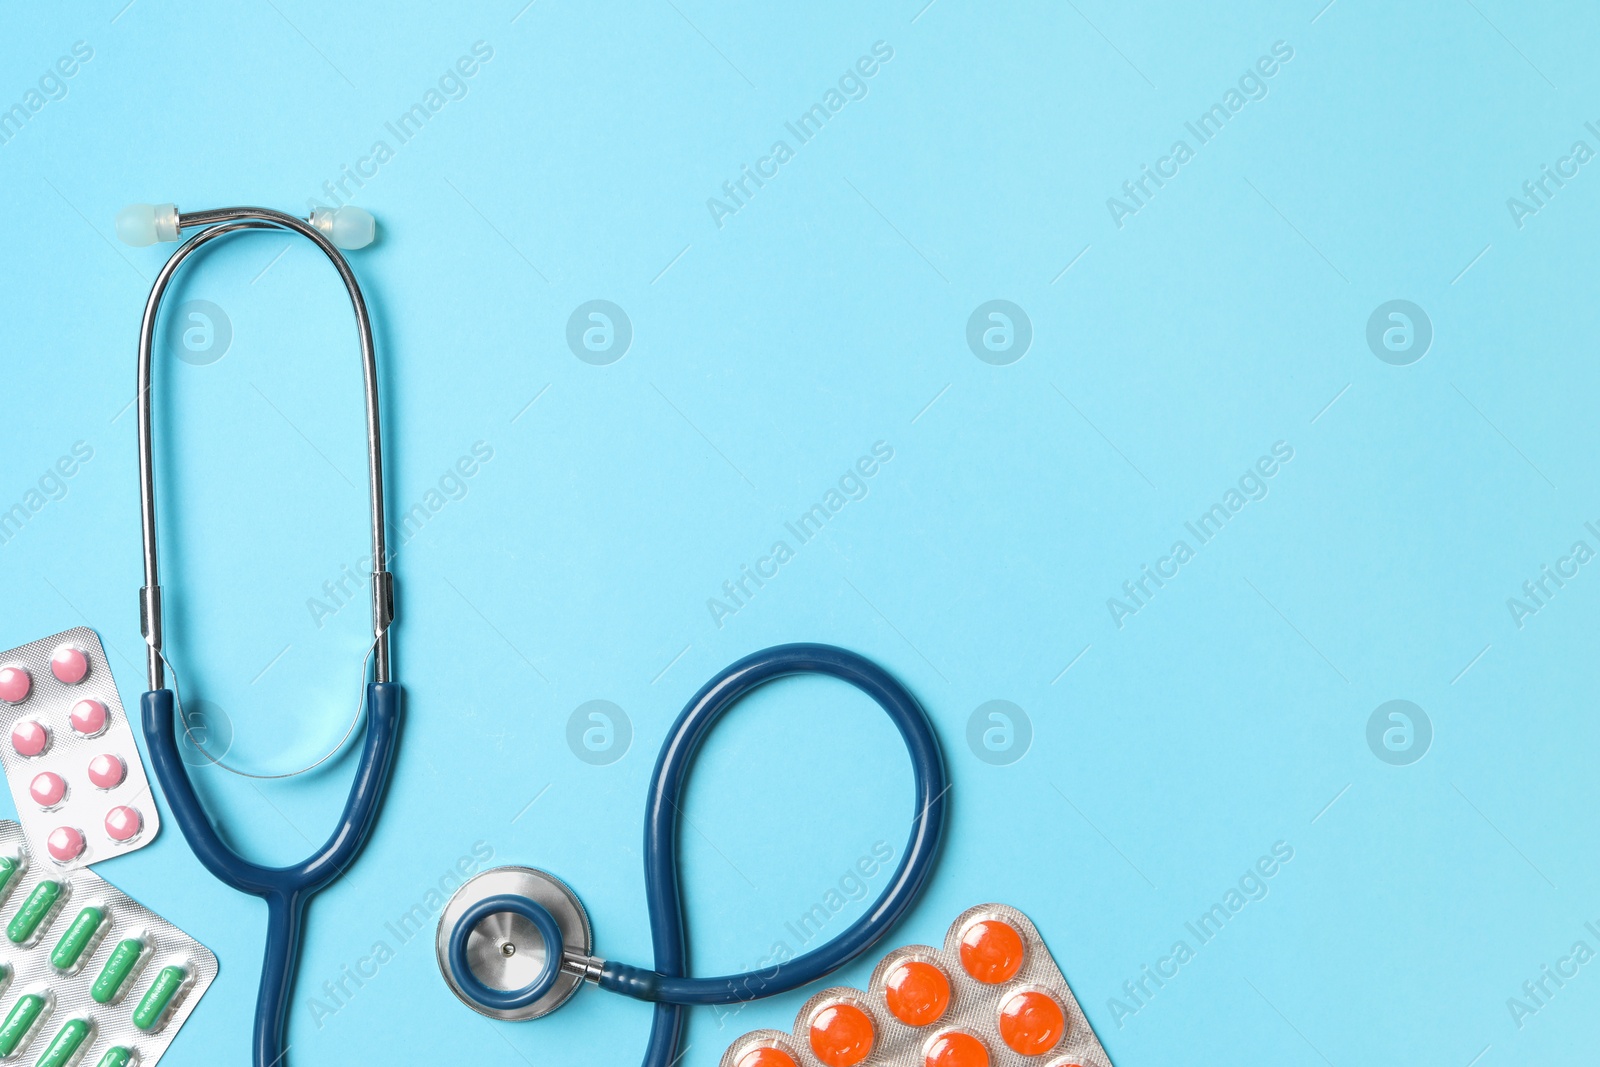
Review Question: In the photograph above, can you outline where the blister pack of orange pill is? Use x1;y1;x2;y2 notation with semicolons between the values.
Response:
720;904;1111;1067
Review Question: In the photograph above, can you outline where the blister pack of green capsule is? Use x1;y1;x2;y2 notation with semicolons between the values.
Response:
0;820;216;1066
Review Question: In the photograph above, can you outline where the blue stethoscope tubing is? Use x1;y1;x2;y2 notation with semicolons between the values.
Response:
445;642;948;1067
143;685;401;1066
625;642;948;1067
130;206;401;1067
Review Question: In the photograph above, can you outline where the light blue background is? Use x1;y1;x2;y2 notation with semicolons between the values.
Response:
2;1;1597;1064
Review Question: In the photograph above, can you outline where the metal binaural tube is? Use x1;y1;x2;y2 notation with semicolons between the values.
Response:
134;207;393;688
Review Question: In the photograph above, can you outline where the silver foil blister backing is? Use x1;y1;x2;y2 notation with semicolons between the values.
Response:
0;819;216;1065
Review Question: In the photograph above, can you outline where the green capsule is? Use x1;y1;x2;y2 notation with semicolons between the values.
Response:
0;854;21;904
33;1018;90;1067
132;964;187;1032
7;881;63;944
49;906;105;971
95;1049;132;1067
90;938;145;1005
0;993;47;1057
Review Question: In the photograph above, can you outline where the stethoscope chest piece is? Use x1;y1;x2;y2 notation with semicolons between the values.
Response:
430;645;950;1067
437;866;593;1021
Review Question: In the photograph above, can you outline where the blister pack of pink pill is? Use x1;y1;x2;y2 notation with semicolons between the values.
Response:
0;629;159;870
720;904;1111;1067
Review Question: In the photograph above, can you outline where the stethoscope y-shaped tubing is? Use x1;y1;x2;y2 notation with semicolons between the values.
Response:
143;685;401;1067
132;208;402;1067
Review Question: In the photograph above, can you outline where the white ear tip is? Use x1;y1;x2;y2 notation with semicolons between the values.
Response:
114;205;153;246
115;203;180;246
312;206;376;249
333;206;376;249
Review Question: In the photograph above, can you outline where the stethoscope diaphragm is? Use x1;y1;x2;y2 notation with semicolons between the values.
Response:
436;865;594;1022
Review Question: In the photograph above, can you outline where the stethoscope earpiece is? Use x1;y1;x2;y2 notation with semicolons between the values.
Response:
436;867;594;1022
114;203;179;246
115;202;376;250
308;205;377;250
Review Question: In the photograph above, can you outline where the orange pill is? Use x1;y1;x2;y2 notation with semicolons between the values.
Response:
885;959;952;1026
736;1046;799;1067
998;990;1066;1055
924;1030;990;1067
959;919;1025;984
809;1002;875;1067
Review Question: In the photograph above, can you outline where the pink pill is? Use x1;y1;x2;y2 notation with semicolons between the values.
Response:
105;806;143;843
47;826;84;863
50;647;89;685
88;753;126;790
0;666;31;704
70;699;108;737
11;720;50;757
30;772;66;809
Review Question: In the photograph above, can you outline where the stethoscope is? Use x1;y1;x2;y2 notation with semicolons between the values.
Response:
121;202;399;1067
435;643;948;1067
118;203;950;1067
